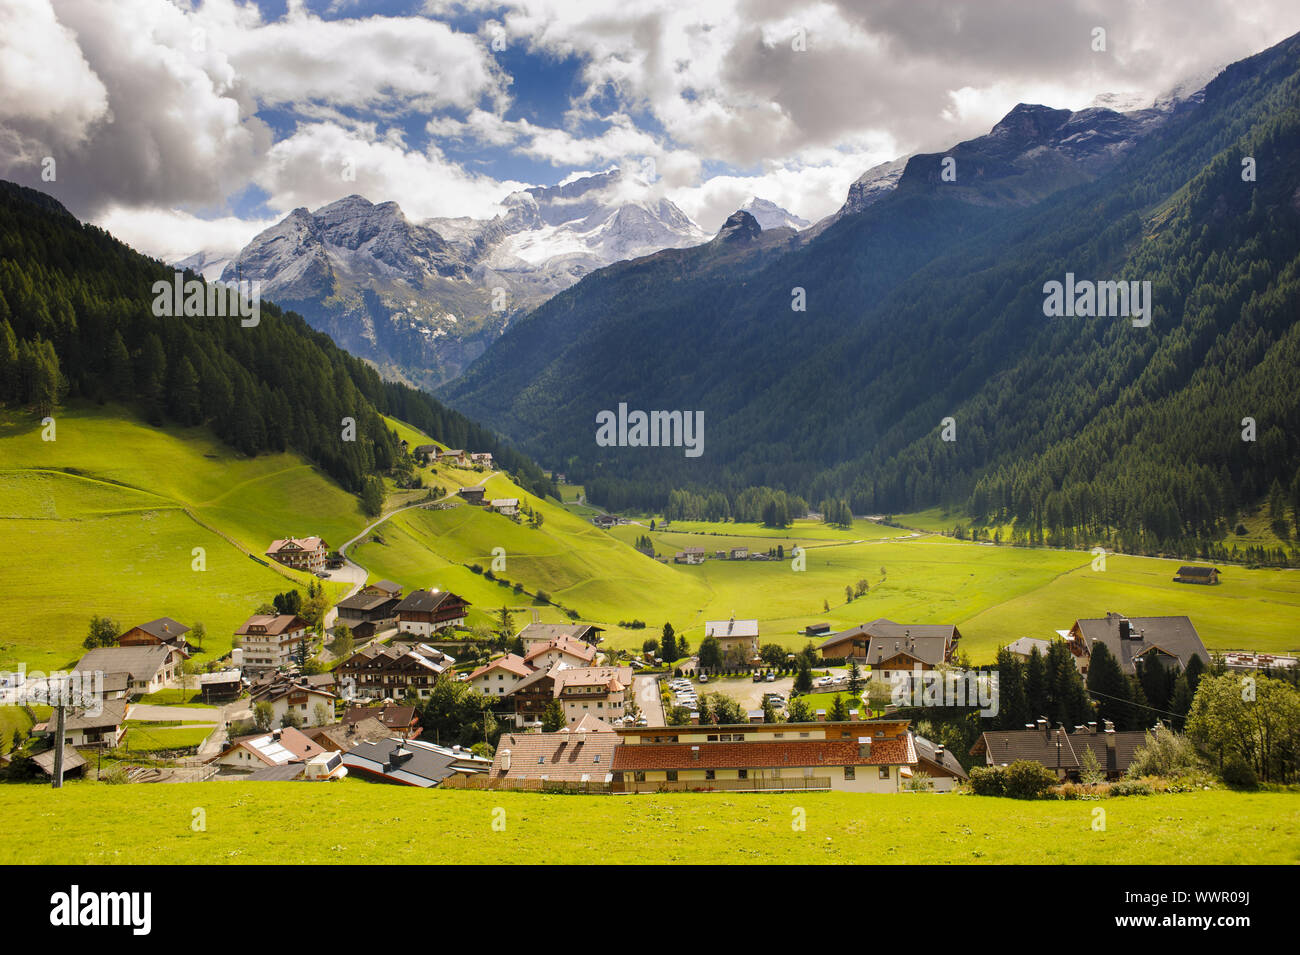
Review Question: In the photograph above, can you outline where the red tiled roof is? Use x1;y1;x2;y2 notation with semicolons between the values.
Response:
610;736;915;772
468;653;532;681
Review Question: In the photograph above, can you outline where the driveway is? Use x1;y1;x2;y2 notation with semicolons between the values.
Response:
633;675;666;726
127;704;221;723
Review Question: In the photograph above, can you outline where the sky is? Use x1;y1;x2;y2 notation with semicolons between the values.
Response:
2;0;1298;263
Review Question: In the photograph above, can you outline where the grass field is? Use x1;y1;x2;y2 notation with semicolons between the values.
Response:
4;405;1298;674
0;404;358;671
0;782;1294;864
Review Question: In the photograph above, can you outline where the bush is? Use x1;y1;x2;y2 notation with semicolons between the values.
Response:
968;766;1006;796
1221;758;1259;790
1110;779;1155;797
1051;780;1109;800
1125;725;1201;779
1003;760;1057;799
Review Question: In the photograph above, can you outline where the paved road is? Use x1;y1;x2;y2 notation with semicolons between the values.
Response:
127;704;221;722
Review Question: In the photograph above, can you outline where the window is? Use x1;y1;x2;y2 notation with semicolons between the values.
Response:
878;766;890;779
634;771;646;782
666;771;678;782
737;769;748;779
705;769;715;780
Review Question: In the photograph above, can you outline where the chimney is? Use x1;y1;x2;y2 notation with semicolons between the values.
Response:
934;744;945;760
848;709;860;721
691;745;700;761
816;709;827;722
1118;618;1131;639
690;711;700;725
1036;717;1048;735
858;737;872;759
1087;721;1097;734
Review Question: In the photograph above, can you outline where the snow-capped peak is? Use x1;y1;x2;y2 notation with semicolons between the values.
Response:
739;197;810;231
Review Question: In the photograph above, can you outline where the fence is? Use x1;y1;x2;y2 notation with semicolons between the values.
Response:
439;774;833;795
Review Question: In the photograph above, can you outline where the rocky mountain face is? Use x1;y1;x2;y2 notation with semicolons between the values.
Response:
739;197;809;231
209;169;709;389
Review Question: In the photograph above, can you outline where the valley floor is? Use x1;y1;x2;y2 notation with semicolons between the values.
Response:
1;782;1294;865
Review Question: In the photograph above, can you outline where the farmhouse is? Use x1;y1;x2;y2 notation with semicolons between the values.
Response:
74;644;180;696
457;485;486;505
523;633;598;670
336;644;454;701
117;617;190;651
516;622;604;647
729;546;749;560
1003;636;1053;661
971;718;1148;780
334;587;401;636
394;589;469;636
1065;612;1209;677
704;617;760;664
511;665;561;724
490;497;519;516
213;726;328;774
248;674;336;728
440;449;468;466
674;547;706;565
197;669;242;703
468;653;532;697
49;700;128;749
412;444;438;463
235;614;311;676
1173;565;1220;584
818;620;960;681
265;536;328;573
471;452;493;468
342;738;490;787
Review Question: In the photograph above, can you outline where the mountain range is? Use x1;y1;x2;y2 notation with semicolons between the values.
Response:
444;30;1300;551
200;170;806;389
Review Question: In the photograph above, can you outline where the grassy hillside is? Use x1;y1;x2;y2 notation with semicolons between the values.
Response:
0;403;360;670
0;782;1295;864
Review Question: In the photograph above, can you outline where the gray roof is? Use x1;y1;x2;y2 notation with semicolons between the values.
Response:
342;738;461;787
130;617;190;642
1074;614;1209;674
1004;637;1053;657
32;747;87;775
394;589;460;614
912;734;968;780
74;645;172;682
819;618;956;666
61;699;127;731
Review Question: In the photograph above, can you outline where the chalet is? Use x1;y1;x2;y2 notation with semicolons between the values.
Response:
490;498;519;516
394;589;470;636
804;622;832;637
457;485;486;505
674;547;706;565
1003;636;1053;661
304;716;392;752
344;702;422;737
74;644;180;696
704;617;760;664
612;718;918;793
468;653;532;698
971;719;1148;780
213;726;328;774
51;700;128;749
342;738;490;787
265;536;328;573
1173;565;1220;585
553;665;635;725
729;546;749;560
248;675;336;728
593;514;617;528
516;622;604;647
235;614;311;675
334;587;401;635
912;734;968;791
511;665;561;724
523;634;598;670
412;444;438;463
471;452;493;468
440;449;469;467
818;620;960;683
491;715;621;785
1065;612;1209;677
336;643;454;701
360;580;402;598
118;617;190;651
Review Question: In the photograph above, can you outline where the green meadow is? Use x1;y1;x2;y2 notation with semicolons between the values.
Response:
0;404;357;671
0;782;1294;864
2;405;1297;672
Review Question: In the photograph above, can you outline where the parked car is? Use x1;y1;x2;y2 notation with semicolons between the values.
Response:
752;671;763;682
765;672;776;682
699;674;709;683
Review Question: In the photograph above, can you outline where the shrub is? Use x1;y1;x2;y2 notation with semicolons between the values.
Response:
1125;725;1201;779
1221;758;1259;790
1003;760;1057;799
968;766;1006;796
1051;780;1109;800
1110;779;1155;797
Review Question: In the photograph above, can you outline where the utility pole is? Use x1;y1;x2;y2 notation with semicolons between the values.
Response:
52;704;66;789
